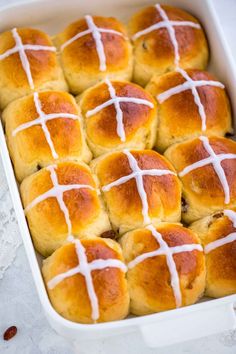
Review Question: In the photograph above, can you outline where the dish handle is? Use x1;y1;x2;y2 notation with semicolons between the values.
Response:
140;303;236;348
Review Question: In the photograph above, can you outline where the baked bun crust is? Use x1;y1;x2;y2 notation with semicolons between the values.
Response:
78;80;157;156
4;91;92;182
165;136;236;223
55;16;133;94
91;150;181;234
43;237;129;323
129;4;209;86
120;223;205;315
0;27;68;108
20;162;111;256
190;209;236;298
146;69;232;151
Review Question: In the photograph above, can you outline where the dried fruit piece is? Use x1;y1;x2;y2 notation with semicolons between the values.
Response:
3;326;17;341
100;230;117;239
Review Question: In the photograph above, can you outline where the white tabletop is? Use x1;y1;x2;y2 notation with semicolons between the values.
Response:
0;0;236;353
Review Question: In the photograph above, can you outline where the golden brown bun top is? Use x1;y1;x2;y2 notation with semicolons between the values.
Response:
196;209;236;247
57;16;131;73
191;209;236;286
0;28;57;88
124;223;203;274
148;69;231;133
43;237;128;323
46;237;124;275
23;160;96;194
5;91;84;163
80;80;156;145
7;90;78;122
94;149;181;224
122;223;204;308
129;4;208;68
21;161;100;224
165;136;236;204
96;149;178;188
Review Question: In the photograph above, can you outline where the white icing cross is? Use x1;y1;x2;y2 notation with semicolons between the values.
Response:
157;67;225;131
47;236;127;321
102;150;176;224
86;79;154;142
132;3;201;67
0;28;56;89
12;92;79;159
204;209;236;254
179;136;236;204
24;165;96;235
61;15;127;71
128;224;203;307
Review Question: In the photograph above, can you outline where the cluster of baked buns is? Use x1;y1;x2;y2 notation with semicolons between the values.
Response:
1;3;236;324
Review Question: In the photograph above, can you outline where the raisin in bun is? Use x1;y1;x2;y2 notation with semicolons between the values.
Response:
91;149;181;234
120;223;205;315
165;136;236;223
190;209;236;298
129;4;209;86
43;236;129;323
20;162;111;256
146;69;232;152
4;91;92;182
54;15;133;94
0;27;67;109
78;79;157;157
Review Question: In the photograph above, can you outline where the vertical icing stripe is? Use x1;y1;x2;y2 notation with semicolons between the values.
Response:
124;150;151;224
85;15;106;71
155;4;180;67
200;136;231;204
147;224;181;307
105;79;126;142
12;28;34;89
48;166;72;235
74;239;99;321
33;92;58;159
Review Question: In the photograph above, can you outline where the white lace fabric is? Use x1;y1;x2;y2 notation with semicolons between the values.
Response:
0;158;21;279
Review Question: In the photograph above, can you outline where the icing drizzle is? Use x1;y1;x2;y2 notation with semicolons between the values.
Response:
224;209;236;227
204;209;236;254
157;67;224;131
128;224;203;307
86;79;154;142
47;236;127;321
179;136;236;204
0;28;56;89
24;165;96;235
102;150;176;224
61;15;127;71
132;3;201;67
12;92;79;159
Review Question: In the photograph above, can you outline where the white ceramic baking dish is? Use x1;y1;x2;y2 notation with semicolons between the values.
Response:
0;0;236;348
